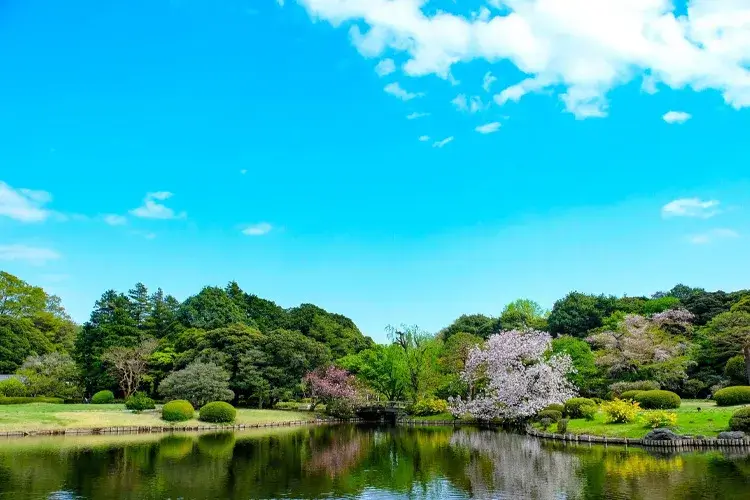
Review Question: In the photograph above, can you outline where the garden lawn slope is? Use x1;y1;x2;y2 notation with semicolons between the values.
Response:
0;404;316;432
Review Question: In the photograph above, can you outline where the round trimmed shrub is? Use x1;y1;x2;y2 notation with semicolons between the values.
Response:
544;404;565;413
536;409;562;422
91;390;115;404
724;356;748;384
162;400;195;422
713;386;750;407
199;402;236;423
634;390;681;409
125;392;156;412
564;398;597;418
620;390;644;401
729;407;750;432
325;398;355;419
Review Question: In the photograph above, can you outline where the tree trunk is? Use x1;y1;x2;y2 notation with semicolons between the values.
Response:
744;345;750;385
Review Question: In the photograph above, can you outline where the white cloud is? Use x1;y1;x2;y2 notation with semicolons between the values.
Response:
0;181;53;222
482;71;497;92
452;94;486;113
476;122;501;134
0;244;60;265
103;214;127;226
663;111;692;124
689;228;739;245
375;58;396;76
384;82;423;101
418;135;430;142
433;136;454;148
662;198;721;218
296;0;750;118
129;192;186;220
406;111;430;120
242;222;273;236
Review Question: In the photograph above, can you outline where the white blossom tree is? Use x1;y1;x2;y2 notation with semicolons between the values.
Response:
449;329;577;420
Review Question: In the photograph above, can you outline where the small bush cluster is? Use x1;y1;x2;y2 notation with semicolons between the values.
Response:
643;410;678;428
609;381;660;397
199;402;237;423
544;404;565;413
0;396;64;405
411;398;449;416
325;398;356;419
274;401;300;411
557;418;569;434
620;390;644;401
729;407;750;432
162;400;195;422
125;392;155;412
536;409;563;423
91;390;115;404
601;399;640;423
634;390;681;409
0;378;27;397
564;398;597;418
713;386;750;407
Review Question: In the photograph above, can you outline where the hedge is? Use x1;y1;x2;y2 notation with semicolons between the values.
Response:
274;401;300;411
713;386;750;407
91;390;115;404
729;407;750;432
125;392;156;412
199;402;236;423
410;398;449;416
634;390;681;409
0;397;64;405
536;409;562;422
544;404;565;413
564;398;597;418
620;390;644;401
162;400;195;422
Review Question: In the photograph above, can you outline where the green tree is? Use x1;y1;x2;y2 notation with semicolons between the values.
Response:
643;296;681;315
144;288;180;338
178;286;245;330
339;344;408;401
388;324;440;401
0;316;52;373
17;352;82;399
127;282;151;329
499;299;548;331
548;292;617;337
436;332;482;399
102;339;157;398
551;336;602;396
0;271;47;317
730;295;750;314
158;361;234;407
439;314;497;340
701;311;750;383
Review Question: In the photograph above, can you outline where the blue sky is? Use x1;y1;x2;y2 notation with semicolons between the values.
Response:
1;0;749;341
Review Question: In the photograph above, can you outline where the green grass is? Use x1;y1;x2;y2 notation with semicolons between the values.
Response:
549;400;747;438
0;403;318;432
404;412;458;421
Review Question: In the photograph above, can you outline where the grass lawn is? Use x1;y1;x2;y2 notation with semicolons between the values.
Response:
557;400;747;439
0;403;318;432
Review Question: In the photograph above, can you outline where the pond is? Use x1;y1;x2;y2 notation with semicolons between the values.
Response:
1;425;749;499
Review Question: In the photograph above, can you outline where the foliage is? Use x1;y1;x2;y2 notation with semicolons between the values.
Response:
102;339;157;398
304;365;357;409
729;407;750;432
125;392;155;412
0;316;52;373
274;401;301;411
642;296;682;315
551;336;602;396
702;311;750;384
324;398;356;419
17;352;82;399
179;286;245;330
713;386;750;406
580;403;597;420
557;418;569;434
536;409;563;422
601;399;640;423
563;398;597;418
634;390;681;409
681;379;707;398
0;396;64;405
91;390;115;404
620;390;644;400
548;292;618;337
162;399;196;422
725;355;748;384
449;330;577;420
159;361;234;408
439;314;497;340
544;403;565;413
388;324;441;401
338;344;408;401
643;410;678;428
499;299;548;331
0;377;26;397
410;397;449;416
609;380;660;397
199;401;236;423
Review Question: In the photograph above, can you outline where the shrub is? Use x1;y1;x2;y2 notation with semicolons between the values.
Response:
325;398;355;419
199;402;236;423
564;398;597;418
580;404;597;421
0;396;63;405
162;400;195;422
91;390;115;404
602;399;640;423
557;418;569;434
411;398;450;416
725;356;748;384
158;361;234;408
620;390;644;401
634;390;681;409
544;404;565;413
591;397;604;405
682;379;707;399
125;392;155;412
609;381;660;398
644;410;678;428
713;386;750;407
0;377;27;397
536;409;562;422
274;401;300;411
729;407;750;432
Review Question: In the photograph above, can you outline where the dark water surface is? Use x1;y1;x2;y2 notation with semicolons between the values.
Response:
1;425;749;499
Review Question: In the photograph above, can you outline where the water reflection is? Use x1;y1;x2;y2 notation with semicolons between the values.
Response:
0;425;749;499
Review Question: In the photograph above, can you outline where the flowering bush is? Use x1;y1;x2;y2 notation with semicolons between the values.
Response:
410;397;449;416
601;399;640;423
643;410;677;428
304;366;357;410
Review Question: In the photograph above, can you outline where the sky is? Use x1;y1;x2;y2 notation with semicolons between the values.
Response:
1;0;749;342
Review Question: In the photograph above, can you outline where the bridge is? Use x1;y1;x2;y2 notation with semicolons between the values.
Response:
355;401;408;424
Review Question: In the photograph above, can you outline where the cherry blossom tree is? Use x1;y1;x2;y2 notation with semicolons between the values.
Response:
448;330;577;421
304;365;357;410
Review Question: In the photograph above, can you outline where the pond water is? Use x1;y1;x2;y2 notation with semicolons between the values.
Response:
1;425;749;499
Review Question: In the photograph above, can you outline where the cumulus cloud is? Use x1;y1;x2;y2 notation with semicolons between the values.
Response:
295;0;750;118
0;244;60;265
242;222;273;236
406;111;430;119
375;58;396;76
663;111;692;124
689;228;739;244
452;94;486;113
662;198;721;218
0;181;53;222
483;71;498;92
476;122;502;134
433;136;454;148
384;82;424;101
103;214;127;226
129;192;186;220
